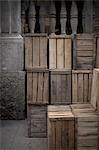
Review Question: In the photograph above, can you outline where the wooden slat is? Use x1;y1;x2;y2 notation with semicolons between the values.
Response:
37;73;43;103
43;73;49;104
27;73;32;102
33;36;39;67
32;73;37;103
25;37;32;68
61;75;67;104
56;75;62;104
72;73;78;103
68;120;75;150
96;38;99;67
78;73;83;102
91;69;99;111
56;121;61;150
65;38;71;69
57;39;64;68
66;74;72;103
49;38;56;69
83;74;88;102
88;73;92;102
40;37;47;68
51;74;57;104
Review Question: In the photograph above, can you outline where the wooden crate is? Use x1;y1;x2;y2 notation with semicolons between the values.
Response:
27;104;47;138
91;69;99;112
27;69;49;104
24;34;48;69
48;105;75;150
49;35;72;70
72;70;93;103
50;69;71;104
73;34;95;70
71;104;99;150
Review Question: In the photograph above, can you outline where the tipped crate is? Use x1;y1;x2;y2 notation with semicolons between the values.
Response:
50;69;71;104
49;35;72;70
71;104;99;150
48;105;75;150
72;70;93;103
27;69;49;104
27;104;47;138
24;34;48;69
73;34;95;70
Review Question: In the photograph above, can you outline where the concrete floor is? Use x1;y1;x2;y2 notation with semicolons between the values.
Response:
0;120;47;150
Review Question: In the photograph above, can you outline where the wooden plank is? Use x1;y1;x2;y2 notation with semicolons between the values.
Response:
56;121;61;150
91;69;99;110
51;74;57;104
66;74;72;104
88;73;92;102
57;39;64;68
72;70;92;74
49;38;56;69
56;74;62;104
25;37;32;69
32;73;37;103
27;73;32;102
78;74;83;102
61;120;68;150
37;73;43;103
96;38;99;67
61;75;67;104
33;36;39;67
43;73;49;104
83;74;88;102
40;37;47;68
72;73;78;103
77;50;93;57
65;38;72;69
68;120;75;150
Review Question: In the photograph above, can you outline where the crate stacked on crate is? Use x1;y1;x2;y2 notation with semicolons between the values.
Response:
24;34;49;137
49;34;72;105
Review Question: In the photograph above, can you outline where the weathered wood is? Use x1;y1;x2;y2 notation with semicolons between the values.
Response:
27;69;49;104
25;37;32;68
96;37;99;68
73;34;95;70
91;69;99;111
48;105;75;150
50;70;71;104
72;70;93;103
71;104;99;150
49;35;72;70
27;104;47;138
25;34;48;69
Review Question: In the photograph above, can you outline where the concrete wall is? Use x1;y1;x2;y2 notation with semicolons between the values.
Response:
0;0;25;119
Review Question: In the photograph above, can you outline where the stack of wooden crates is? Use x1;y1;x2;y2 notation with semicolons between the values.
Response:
25;33;99;150
25;34;49;137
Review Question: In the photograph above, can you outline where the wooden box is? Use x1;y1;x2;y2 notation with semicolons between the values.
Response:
73;34;95;70
50;70;71;104
72;70;93;103
27;69;49;104
71;104;99;150
24;34;48;69
48;105;75;150
49;35;72;70
27;104;47;138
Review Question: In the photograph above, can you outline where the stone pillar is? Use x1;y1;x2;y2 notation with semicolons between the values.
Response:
0;0;25;119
